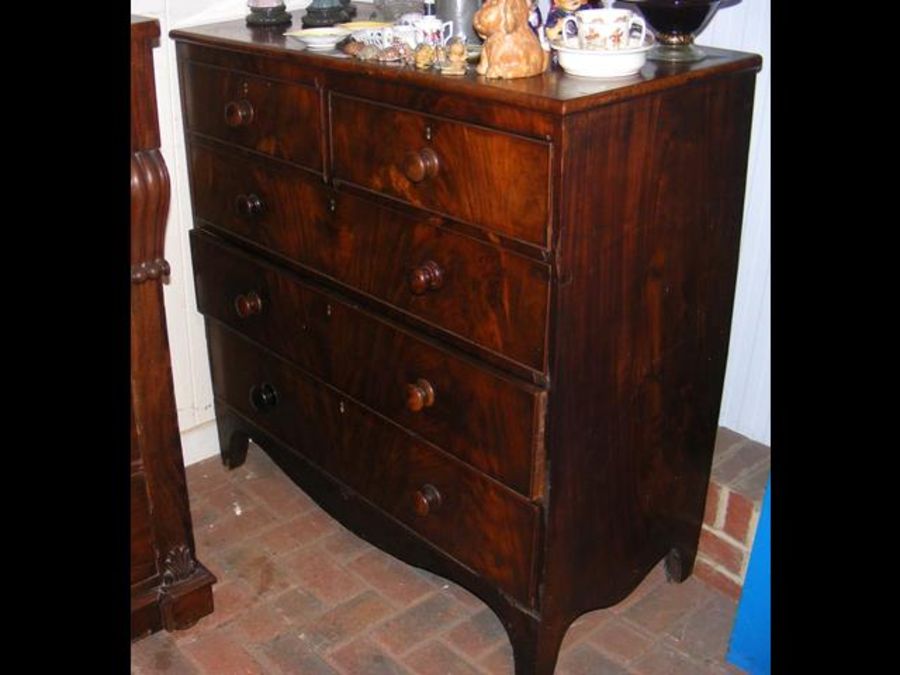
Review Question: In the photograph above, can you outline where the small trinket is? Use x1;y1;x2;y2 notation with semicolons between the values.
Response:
357;44;380;60
337;36;364;56
245;0;292;27
544;0;590;43
378;45;403;61
395;42;416;65
414;43;436;69
439;36;468;75
434;44;447;65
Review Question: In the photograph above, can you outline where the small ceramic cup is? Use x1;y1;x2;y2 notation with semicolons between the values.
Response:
562;8;646;50
386;25;418;48
413;16;453;47
397;12;424;26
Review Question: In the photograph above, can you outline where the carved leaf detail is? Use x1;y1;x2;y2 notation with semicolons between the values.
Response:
161;545;197;586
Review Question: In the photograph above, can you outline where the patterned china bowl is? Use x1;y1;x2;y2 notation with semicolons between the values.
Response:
551;32;655;79
285;26;352;51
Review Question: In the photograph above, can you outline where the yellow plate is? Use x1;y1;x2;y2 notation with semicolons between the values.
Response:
338;21;391;30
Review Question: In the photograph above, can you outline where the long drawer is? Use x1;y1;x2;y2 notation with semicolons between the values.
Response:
192;230;546;498
330;94;552;248
188;142;550;371
181;60;323;172
207;321;540;606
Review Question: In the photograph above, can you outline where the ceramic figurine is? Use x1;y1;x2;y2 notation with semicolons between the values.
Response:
473;0;550;79
544;0;597;43
440;36;468;75
357;44;380;60
528;0;543;36
414;42;436;69
528;0;550;50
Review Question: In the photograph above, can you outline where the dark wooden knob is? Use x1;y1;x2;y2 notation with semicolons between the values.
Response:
224;99;254;127
409;261;444;295
249;383;278;412
234;291;263;318
413;484;442;517
235;193;264;217
402;147;440;183
406;378;435;413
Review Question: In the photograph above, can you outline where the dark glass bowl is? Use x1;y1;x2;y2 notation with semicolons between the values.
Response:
624;0;720;62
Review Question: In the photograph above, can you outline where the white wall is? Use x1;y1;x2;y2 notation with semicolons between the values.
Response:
132;0;770;465
697;0;771;445
130;0;340;464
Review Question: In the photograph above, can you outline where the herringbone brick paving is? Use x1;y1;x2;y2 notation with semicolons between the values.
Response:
132;444;747;674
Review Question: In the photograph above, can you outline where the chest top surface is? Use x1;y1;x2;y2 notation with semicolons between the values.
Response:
170;19;760;115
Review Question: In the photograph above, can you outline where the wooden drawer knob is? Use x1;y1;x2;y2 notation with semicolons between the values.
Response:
224;99;254;127
409;261;444;295
234;291;263;318
249;383;278;412
235;193;264;218
402;147;440;183
413;484;442;517
406;378;435;412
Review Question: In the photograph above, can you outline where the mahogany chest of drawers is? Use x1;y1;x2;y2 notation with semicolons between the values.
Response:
172;20;760;674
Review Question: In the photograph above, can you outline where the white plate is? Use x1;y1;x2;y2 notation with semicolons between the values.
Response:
551;33;654;79
285;26;351;51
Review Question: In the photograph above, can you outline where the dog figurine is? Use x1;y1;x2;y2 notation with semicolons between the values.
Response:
474;0;550;79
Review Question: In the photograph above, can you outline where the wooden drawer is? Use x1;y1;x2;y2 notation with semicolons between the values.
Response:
207;322;539;606
188;142;550;371
182;60;323;171
330;94;552;248
192;230;546;497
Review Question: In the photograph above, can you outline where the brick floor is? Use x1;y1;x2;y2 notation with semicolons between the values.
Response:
133;444;750;674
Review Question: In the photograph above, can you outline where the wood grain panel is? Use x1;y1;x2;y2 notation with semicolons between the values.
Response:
207;323;539;605
188;141;550;371
331;94;552;247
130;473;157;585
182;60;323;172
192;230;545;497
542;72;758;620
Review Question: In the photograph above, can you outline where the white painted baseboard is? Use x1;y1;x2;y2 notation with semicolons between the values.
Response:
180;420;220;466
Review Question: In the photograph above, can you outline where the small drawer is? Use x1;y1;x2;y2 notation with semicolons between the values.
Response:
192;229;546;498
182;61;322;171
188;142;549;371
330;94;552;248
207;322;539;607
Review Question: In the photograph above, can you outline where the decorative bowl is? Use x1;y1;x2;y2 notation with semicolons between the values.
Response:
551;32;654;79
623;0;721;62
285;26;351;50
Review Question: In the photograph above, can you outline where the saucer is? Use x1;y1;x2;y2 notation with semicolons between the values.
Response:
285;26;351;51
551;33;655;79
338;21;391;31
